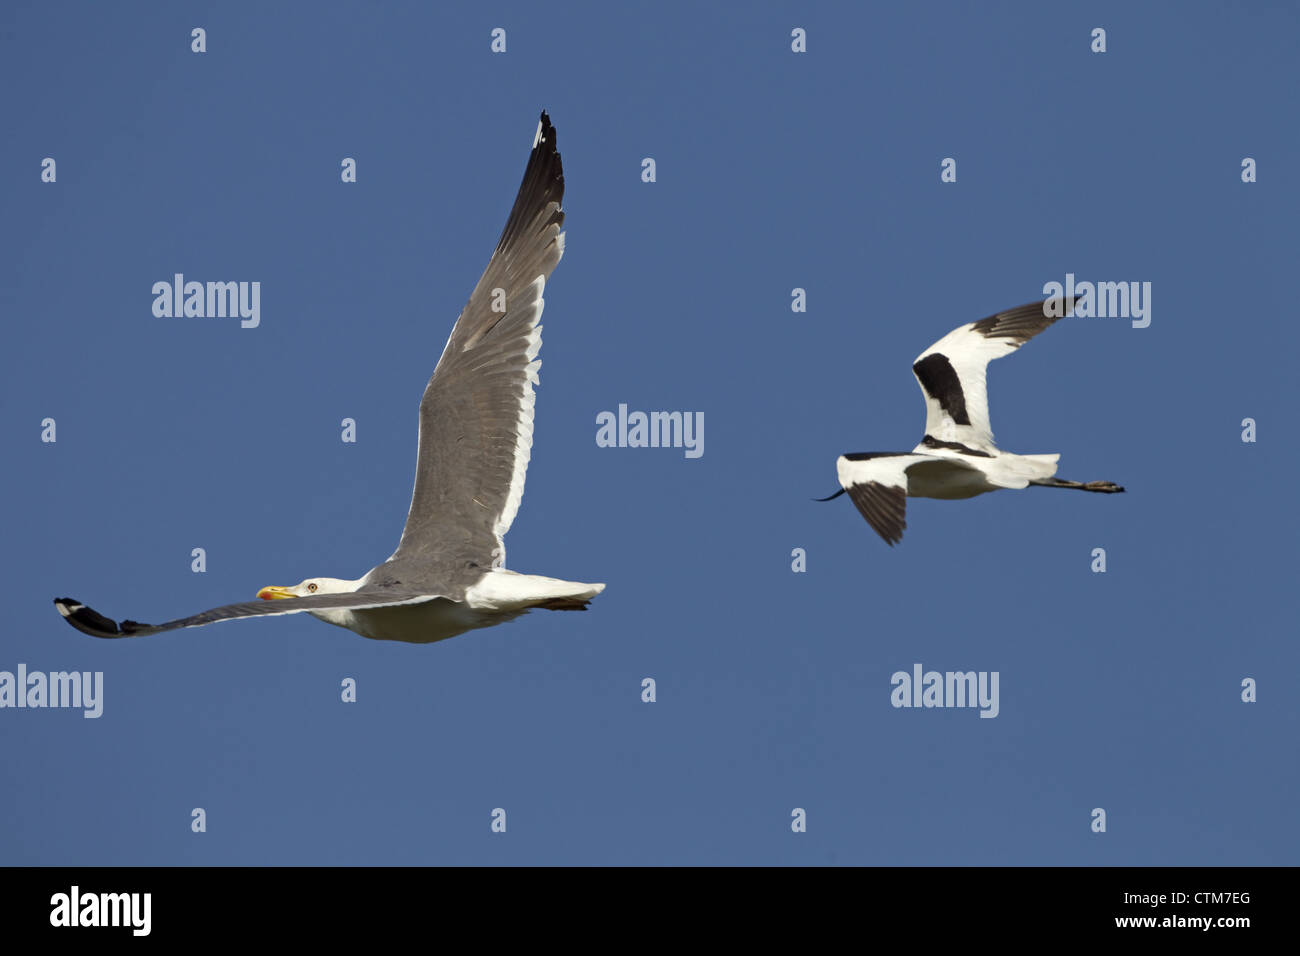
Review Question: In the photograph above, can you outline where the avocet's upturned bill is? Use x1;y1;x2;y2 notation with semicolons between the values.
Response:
55;112;605;642
821;297;1124;546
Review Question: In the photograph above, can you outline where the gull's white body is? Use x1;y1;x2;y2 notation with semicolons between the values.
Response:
303;572;604;644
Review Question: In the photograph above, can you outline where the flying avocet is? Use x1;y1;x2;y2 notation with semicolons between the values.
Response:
821;297;1124;545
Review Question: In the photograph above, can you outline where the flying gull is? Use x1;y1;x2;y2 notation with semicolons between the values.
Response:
821;297;1124;545
55;111;604;642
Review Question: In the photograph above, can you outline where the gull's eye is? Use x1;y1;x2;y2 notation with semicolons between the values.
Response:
307;583;318;592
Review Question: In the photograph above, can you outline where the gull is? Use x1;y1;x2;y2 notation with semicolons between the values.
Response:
821;297;1124;545
55;111;604;642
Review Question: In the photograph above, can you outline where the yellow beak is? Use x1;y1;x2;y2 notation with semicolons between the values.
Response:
257;586;295;601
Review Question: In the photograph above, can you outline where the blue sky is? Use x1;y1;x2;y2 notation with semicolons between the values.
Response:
2;1;1296;865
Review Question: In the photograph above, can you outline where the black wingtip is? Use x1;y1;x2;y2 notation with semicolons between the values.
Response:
492;110;563;258
813;488;846;502
534;110;557;151
53;597;126;638
1036;294;1078;315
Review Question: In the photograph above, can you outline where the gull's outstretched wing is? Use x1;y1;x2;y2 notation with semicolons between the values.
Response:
386;111;566;578
53;591;441;639
911;297;1078;451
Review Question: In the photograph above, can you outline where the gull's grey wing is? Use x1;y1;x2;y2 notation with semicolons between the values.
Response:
386;111;566;579
53;590;441;639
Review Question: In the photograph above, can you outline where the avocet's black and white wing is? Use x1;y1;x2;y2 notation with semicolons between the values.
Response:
911;297;1077;451
382;111;566;588
54;590;442;639
832;453;993;546
837;454;911;546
